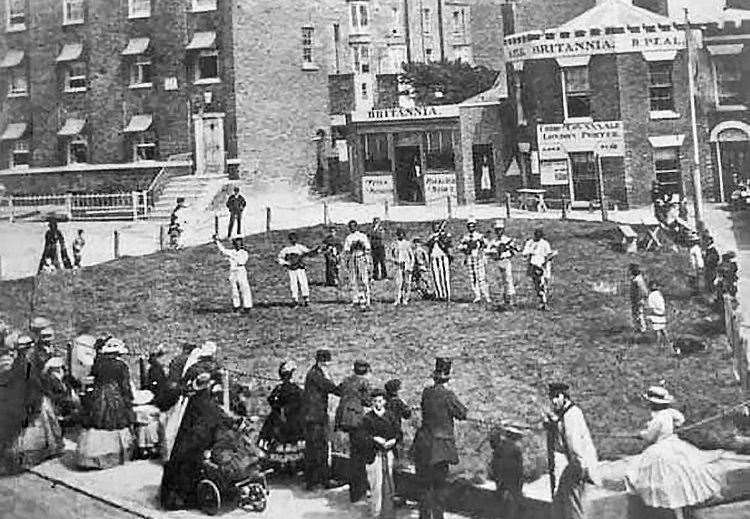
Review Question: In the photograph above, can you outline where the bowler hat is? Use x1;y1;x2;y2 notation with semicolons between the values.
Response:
316;349;332;362
433;357;452;381
385;378;401;394
548;382;569;397
354;359;370;375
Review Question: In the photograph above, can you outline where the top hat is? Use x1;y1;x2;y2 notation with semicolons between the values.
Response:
354;359;370;375
316;349;332;362
433;357;452;381
370;387;387;399
548;382;570;397
385;378;401;394
643;385;674;405
494;219;506;229
30;317;52;331
279;360;297;377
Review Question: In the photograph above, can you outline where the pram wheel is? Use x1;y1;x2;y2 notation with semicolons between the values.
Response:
197;479;221;516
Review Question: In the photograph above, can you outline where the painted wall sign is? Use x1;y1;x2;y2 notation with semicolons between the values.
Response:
424;172;458;205
537;121;625;160
540;159;569;185
362;175;393;204
351;104;460;122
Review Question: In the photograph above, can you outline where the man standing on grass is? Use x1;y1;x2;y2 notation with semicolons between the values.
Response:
303;349;341;491
522;228;556;311
487;219;518;307
369;217;387;281
322;226;342;287
687;233;704;294
458;219;491;304
277;232;319;307
391;228;415;306
344;220;372;309
226;186;246;238
213;234;253;312
628;263;648;334
426;221;452;302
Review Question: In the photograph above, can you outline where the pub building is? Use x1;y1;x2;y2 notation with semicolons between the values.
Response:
503;0;714;208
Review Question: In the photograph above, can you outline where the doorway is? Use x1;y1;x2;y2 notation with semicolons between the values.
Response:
569;152;598;202
395;146;423;203
472;144;495;202
719;139;750;201
193;114;225;176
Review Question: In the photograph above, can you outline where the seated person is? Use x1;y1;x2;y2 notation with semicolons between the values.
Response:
41;357;80;426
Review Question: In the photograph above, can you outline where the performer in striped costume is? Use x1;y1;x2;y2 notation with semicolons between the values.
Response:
426;221;452;301
343;220;372;309
458;219;491;304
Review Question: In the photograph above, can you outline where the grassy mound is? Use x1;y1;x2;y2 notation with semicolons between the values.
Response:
0;219;740;482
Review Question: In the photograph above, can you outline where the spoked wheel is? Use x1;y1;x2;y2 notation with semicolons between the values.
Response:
197;479;221;516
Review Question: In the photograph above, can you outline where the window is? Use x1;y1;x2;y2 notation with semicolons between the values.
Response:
7;0;25;29
648;61;674;112
128;0;150;18
714;56;744;107
63;0;84;24
426;130;456;169
453;45;470;63
302;27;313;64
130;57;152;86
65;61;86;91
68;135;87;164
11;140;29;168
133;133;156;161
352;45;370;74
653;147;682;195
195;50;219;82
8;67;27;96
361;81;368;99
425;48;433;62
562;66;591;119
364;134;390;172
452;9;465;34
350;2;368;32
191;0;216;12
422;8;431;33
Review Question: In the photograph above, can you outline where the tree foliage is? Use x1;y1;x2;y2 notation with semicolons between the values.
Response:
399;60;499;106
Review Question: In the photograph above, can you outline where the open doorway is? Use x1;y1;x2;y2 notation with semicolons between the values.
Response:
473;144;495;202
395;146;423;203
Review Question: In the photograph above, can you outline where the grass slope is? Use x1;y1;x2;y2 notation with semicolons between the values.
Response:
0;219;740;481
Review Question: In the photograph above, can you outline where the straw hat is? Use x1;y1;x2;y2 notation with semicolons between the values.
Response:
200;340;218;357
42;357;65;374
133;389;155;406
40;327;55;340
643;385;674;405
494;219;506;229
191;372;214;392
101;338;127;355
74;334;96;348
30;317;52;332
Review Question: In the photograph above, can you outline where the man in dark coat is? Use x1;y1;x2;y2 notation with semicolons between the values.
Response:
302;349;341;490
703;236;720;294
411;357;467;519
226;186;246;238
369;218;387;281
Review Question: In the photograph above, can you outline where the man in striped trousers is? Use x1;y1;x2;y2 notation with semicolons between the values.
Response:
459;219;491;304
343;220;373;309
426;221;452;302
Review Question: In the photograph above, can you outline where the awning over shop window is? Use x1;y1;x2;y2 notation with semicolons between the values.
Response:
1;123;27;141
56;43;83;62
0;49;24;68
123;114;153;133
121;37;150;56
186;31;216;50
648;135;685;148
58;119;86;137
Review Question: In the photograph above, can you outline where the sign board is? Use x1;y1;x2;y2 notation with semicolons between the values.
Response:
540;160;569;185
537;121;624;160
530;151;540;175
335;140;349;162
164;77;178;91
424;172;458;205
351;104;460;123
362;175;393;204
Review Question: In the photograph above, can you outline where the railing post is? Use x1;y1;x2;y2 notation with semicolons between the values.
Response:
141;190;147;217
446;195;452;220
65;193;73;220
8;197;14;223
505;192;511;220
114;230;120;259
131;191;138;221
561;194;568;220
159;225;165;251
384;199;389;220
323;202;329;226
214;214;219;237
265;207;271;235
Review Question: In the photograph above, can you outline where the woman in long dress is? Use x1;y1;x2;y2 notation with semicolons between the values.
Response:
625;385;723;518
76;338;135;469
357;388;398;519
257;361;304;475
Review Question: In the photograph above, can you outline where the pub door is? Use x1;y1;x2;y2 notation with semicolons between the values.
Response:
395;146;423;203
473;144;495;202
569;152;598;202
720;140;750;200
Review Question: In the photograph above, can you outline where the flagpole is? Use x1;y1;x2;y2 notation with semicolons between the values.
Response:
684;8;705;228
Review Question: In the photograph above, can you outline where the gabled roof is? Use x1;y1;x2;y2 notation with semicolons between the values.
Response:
559;0;673;31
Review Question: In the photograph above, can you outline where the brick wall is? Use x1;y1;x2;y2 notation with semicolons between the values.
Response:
329;74;356;114
512;0;595;33
469;0;506;70
375;74;400;109
0;165;171;195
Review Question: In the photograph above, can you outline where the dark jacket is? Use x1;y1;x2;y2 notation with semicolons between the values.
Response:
385;395;412;442
302;364;340;425
489;433;523;491
84;354;134;430
355;409;399;465
226;194;246;213
369;229;385;251
411;383;467;467
259;380;304;444
334;374;371;432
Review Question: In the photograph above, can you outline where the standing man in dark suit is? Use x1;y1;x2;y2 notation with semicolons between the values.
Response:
369;217;388;281
411;357;468;519
302;349;341;490
226;186;246;238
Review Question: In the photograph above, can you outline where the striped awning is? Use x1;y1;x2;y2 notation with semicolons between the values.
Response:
0;49;24;68
56;43;83;62
121;37;150;56
123;114;153;133
1;123;27;141
58;118;86;136
186;31;216;50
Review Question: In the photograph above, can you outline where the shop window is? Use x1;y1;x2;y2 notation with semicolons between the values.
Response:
68;135;88;164
7;0;25;30
128;0;150;18
422;8;431;34
302;27;314;65
130;57;152;87
65;61;87;91
191;0;216;12
714;56;744;107
426;130;456;169
361;82;368;99
653;147;682;195
195;50;219;83
364;133;390;171
352;45;370;74
8;67;27;96
562;66;590;119
11;140;29;168
648;61;674;112
350;2;369;32
452;9;465;35
63;0;84;24
133;133;156;161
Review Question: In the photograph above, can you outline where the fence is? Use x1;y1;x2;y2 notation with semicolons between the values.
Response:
5;191;148;222
724;294;749;391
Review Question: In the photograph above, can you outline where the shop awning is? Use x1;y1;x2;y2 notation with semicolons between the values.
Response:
58;118;86;137
123;114;153;133
1;123;27;141
186;31;216;50
0;49;24;68
648;134;685;148
121;37;150;56
56;43;83;62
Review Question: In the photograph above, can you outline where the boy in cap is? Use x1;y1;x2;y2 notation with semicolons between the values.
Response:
322;226;343;287
489;424;525;519
487;219;519;307
687;233;704;294
391;228;415;306
459;218;491;304
213;234;253;312
277;232;320;307
628;264;648;334
343;220;373;309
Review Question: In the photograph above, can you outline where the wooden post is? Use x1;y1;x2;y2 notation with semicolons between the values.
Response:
141;190;147;217
114;230;120;259
323;202;329;226
222;369;230;412
139;357;147;390
159;225;165;251
131;191;138;221
214;214;219;237
561;194;568;220
8;197;13;223
66;341;73;376
447;196;452;220
265;207;271;235
505;192;511;220
384;199;389;220
65;193;73;220
596;154;608;222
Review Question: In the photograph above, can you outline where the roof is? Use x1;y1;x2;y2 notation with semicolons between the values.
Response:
58;118;86;137
186;31;216;50
460;71;508;107
0;123;27;141
0;49;24;68
56;43;83;62
559;0;673;31
123;114;153;133
121;37;150;56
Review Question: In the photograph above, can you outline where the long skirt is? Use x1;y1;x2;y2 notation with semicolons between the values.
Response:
76;427;133;469
10;396;64;470
160;396;189;462
625;436;723;509
551;463;589;519
258;438;305;472
133;404;161;458
366;450;396;519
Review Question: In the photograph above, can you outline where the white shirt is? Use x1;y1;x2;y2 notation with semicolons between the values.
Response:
216;241;249;271
647;290;666;317
689;244;704;271
639;408;685;445
555;404;600;484
523;238;552;268
391;239;415;270
277;243;312;270
344;231;371;255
